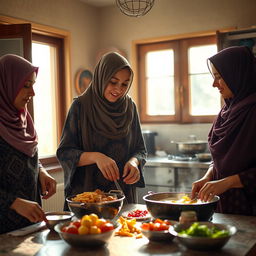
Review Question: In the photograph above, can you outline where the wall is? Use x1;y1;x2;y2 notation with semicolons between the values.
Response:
0;0;100;101
97;0;256;151
1;0;256;151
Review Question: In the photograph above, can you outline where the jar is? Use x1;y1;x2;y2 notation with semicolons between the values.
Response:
179;211;197;224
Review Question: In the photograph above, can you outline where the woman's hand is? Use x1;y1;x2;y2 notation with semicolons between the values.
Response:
191;165;213;199
39;168;57;199
123;158;140;184
10;198;46;223
197;174;243;202
95;153;120;181
191;176;211;199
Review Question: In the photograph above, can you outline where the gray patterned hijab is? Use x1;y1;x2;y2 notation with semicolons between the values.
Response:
78;52;134;145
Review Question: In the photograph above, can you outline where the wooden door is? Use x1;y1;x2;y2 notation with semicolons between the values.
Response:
0;23;33;115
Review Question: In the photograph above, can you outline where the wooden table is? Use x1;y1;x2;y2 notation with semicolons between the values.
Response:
1;204;256;256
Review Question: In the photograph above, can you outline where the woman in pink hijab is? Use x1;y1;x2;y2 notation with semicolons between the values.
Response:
0;54;56;234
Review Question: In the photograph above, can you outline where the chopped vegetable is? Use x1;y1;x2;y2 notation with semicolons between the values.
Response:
127;209;148;218
115;216;141;237
178;222;230;238
141;218;172;231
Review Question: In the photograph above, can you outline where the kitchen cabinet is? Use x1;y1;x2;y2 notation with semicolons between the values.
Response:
137;167;175;203
217;27;256;55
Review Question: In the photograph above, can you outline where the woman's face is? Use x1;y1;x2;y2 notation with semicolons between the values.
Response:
104;68;131;103
210;63;234;99
13;71;36;110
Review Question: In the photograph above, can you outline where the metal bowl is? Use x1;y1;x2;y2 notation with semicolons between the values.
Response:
195;153;212;162
171;140;208;154
141;219;177;242
45;211;74;231
54;220;118;247
169;222;237;251
66;192;125;219
143;192;219;221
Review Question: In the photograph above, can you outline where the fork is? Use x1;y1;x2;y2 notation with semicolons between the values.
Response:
114;180;128;204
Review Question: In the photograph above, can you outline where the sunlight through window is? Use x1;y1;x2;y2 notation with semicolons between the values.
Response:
32;43;57;157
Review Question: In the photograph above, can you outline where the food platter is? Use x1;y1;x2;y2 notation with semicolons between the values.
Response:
121;209;151;221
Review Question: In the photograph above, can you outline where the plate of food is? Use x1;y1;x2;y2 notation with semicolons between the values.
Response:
121;209;151;221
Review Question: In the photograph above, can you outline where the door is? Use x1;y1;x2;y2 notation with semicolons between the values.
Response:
0;23;33;115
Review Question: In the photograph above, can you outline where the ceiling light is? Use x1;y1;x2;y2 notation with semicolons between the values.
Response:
116;0;155;17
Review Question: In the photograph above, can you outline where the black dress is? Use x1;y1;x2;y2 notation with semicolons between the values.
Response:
0;137;41;234
57;99;147;210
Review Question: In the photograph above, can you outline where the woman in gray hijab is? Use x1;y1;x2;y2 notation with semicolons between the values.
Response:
57;52;146;209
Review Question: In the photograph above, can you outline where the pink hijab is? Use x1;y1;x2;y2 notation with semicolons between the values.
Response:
0;54;38;157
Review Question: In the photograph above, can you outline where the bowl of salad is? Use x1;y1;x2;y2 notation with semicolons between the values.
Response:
169;222;237;250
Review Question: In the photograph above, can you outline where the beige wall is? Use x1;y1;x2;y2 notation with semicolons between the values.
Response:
1;0;256;99
1;0;256;150
98;0;256;99
0;0;100;100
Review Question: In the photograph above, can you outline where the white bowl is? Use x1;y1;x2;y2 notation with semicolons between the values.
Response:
45;211;74;231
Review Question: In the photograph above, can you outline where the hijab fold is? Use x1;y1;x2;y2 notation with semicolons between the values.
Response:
0;54;38;157
78;52;134;150
208;46;256;176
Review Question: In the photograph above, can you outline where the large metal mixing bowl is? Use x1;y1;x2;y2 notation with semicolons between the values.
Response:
66;192;125;219
143;192;219;221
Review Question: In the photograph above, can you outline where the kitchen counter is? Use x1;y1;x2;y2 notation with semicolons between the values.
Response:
146;156;211;169
1;204;256;256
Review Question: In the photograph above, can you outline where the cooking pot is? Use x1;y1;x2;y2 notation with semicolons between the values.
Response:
171;136;208;154
142;130;158;155
143;192;219;221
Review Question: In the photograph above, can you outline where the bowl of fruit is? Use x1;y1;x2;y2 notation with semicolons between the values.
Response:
54;213;118;247
140;218;177;242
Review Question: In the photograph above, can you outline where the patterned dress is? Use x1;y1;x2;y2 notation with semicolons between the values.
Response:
0;137;41;234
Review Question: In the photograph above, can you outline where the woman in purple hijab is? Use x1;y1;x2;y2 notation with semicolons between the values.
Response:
191;46;256;215
0;54;56;234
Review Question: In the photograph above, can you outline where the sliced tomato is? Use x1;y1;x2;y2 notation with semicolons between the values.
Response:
65;224;78;234
71;220;81;229
100;222;114;233
141;223;150;230
163;220;171;225
154;218;164;224
158;223;169;231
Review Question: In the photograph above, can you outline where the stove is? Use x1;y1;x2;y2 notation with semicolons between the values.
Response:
168;154;197;162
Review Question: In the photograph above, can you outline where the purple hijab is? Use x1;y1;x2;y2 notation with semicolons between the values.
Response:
0;54;38;157
208;46;256;214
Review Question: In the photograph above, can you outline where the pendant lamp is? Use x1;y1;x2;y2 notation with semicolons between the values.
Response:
116;0;155;17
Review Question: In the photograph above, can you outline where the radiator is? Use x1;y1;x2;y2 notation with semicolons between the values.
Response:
42;183;64;212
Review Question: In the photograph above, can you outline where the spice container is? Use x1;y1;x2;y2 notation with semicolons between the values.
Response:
179;211;197;224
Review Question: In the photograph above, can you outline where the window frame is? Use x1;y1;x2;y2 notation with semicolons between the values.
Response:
134;32;219;124
0;15;72;167
138;40;181;122
180;35;218;123
32;33;66;153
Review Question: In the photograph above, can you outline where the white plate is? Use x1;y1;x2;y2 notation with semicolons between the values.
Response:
121;210;151;221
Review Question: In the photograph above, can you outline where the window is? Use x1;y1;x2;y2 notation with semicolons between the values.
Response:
0;16;71;169
138;35;220;123
32;42;58;157
32;34;67;161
